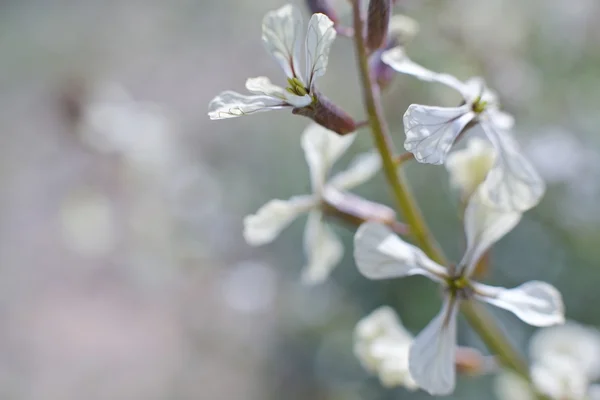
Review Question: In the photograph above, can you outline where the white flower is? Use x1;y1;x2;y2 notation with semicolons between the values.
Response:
381;47;545;212
244;123;380;284
353;192;564;395
530;322;600;381
496;321;600;400
354;306;418;390
495;356;591;400
79;84;174;174
208;5;336;119
446;137;497;200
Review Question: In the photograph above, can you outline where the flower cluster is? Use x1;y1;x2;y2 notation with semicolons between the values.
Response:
208;2;571;398
243;123;381;284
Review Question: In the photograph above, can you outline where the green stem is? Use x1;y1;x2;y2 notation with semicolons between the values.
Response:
350;0;444;264
350;0;533;385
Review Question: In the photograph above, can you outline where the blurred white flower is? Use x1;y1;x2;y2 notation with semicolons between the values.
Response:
530;322;600;381
79;84;174;174
495;321;600;400
532;354;589;400
446;137;497;200
208;4;336;119
60;188;116;258
353;191;564;395
354;306;418;390
244;123;380;284
381;48;545;212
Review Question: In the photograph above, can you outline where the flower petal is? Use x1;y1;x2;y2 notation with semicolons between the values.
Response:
246;76;311;108
301;210;343;284
301;123;356;192
474;281;565;327
381;47;467;93
409;296;459;396
458;192;521;276
305;13;336;87
353;222;447;281
328;151;381;190
208;91;288;119
262;4;304;81
243;195;317;245
445;137;497;199
403;104;476;164
480;122;546;211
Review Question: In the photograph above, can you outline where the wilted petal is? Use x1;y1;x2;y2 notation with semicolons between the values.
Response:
328;151;381;190
301;210;343;284
305;13;336;87
381;47;466;93
262;5;304;81
458;192;521;277
243;195;317;245
208;91;287;119
480;122;546;211
474;281;565;327
301;123;356;192
246;76;311;108
403;104;475;164
409;297;459;396
353;222;447;281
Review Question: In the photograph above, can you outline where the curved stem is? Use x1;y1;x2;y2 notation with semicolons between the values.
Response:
350;0;532;384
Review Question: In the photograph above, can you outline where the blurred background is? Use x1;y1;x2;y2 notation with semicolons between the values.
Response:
1;0;600;399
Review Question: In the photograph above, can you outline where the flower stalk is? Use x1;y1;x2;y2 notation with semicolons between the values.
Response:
350;0;536;388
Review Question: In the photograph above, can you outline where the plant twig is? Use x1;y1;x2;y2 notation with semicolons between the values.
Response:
350;0;533;384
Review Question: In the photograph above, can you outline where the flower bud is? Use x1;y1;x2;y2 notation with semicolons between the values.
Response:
323;188;398;229
305;0;338;24
366;0;392;51
292;91;357;135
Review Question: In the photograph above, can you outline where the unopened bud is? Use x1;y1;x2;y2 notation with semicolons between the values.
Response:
292;91;357;135
305;0;339;24
324;189;397;226
366;0;392;52
456;347;495;376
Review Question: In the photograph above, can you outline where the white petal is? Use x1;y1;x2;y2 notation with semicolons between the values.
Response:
488;109;515;130
243;195;317;245
445;137;497;199
353;222;447;281
381;47;467;93
305;13;336;87
480;122;546;211
328;151;381;190
409;297;459;396
301;211;343;284
262;4;304;82
246;76;311;108
403;104;476;165
208;91;288;119
474;281;565;327
458;192;521;276
301;123;356;192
